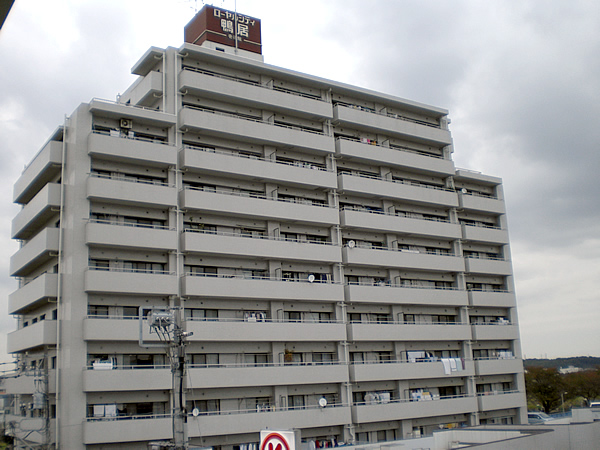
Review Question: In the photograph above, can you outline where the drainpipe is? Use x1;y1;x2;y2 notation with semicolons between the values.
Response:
55;114;68;449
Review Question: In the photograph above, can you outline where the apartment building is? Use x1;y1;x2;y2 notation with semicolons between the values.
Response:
4;5;527;449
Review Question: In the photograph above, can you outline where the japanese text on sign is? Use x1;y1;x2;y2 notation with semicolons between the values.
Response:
214;8;255;40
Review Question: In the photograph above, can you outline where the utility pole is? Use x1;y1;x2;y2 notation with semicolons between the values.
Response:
141;308;192;449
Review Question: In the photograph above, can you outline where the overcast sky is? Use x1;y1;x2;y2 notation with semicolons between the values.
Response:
0;0;598;363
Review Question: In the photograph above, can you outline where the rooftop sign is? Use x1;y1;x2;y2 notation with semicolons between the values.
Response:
184;5;262;54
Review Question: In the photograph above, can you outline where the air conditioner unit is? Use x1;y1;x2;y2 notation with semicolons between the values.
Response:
120;118;132;129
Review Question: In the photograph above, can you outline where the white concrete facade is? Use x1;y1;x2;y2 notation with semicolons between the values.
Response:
5;41;527;449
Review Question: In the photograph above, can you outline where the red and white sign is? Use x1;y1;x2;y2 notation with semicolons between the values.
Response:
260;430;295;450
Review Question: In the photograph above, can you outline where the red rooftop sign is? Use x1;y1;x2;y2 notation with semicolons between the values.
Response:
184;5;262;55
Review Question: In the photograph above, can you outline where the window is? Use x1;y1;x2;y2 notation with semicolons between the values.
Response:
245;353;270;366
192;353;219;367
313;352;336;364
90;259;110;270
285;311;301;322
89;305;109;317
288;395;305;409
123;307;139;319
185;308;218;320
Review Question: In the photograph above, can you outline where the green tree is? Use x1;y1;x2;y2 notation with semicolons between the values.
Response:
525;366;565;413
564;368;600;406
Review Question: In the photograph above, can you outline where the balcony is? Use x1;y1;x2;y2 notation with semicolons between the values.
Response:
347;322;471;342
84;415;172;445
14;137;62;204
333;103;452;146
187;362;348;389
180;147;337;189
88;98;177;127
180;188;339;225
468;290;516;308
459;192;505;214
475;358;524;376
12;183;61;240
183;275;344;302
87;175;177;208
340;208;461;239
88;132;176;167
182;231;341;263
10;227;59;277
338;173;458;207
350;359;475;382
9;273;58;315
126;70;163;107
179;106;335;154
477;391;525;411
343;247;464;272
335;138;455;175
86;221;177;251
187;405;352;438
352;395;478;424
471;324;520;341
84;405;352;443
465;257;513;276
461;224;509;244
3;370;57;394
83;317;163;343
83;367;171;392
7;320;57;353
84;268;178;295
185;319;347;343
345;284;468;306
179;69;333;119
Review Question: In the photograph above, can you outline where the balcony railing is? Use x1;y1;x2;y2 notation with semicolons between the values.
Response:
333;101;442;129
185;272;339;284
476;389;521;397
89;218;172;231
183;185;333;208
346;280;460;290
339;170;453;193
185;316;343;325
91;129;172;146
339;205;451;223
86;401;348;422
353;392;474;407
182;105;327;136
88;266;173;276
181;66;326;101
183;228;334;246
183;144;332;172
89;172;172;187
336;136;445;159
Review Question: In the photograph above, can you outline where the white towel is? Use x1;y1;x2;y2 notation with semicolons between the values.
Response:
449;358;457;371
441;358;451;375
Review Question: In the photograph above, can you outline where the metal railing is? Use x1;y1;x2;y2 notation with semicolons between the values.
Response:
183;144;332;172
181;66;325;101
333;101;442;129
183;104;327;136
183;227;335;246
183;185;333;208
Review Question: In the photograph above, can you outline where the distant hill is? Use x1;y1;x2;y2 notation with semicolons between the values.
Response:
524;356;600;370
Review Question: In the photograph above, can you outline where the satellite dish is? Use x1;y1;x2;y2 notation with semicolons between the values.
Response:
192;408;200;417
307;274;316;283
461;188;468;194
347;240;356;248
318;397;327;408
